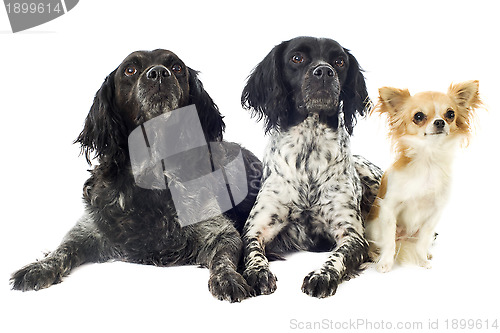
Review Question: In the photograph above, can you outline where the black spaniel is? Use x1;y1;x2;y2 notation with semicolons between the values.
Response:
241;37;382;298
11;49;262;302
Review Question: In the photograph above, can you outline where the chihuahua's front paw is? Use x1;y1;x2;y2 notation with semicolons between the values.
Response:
376;257;394;273
418;259;432;269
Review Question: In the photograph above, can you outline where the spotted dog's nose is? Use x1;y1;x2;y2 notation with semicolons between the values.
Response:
313;65;335;79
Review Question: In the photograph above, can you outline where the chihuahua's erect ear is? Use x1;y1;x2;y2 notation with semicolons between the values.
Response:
448;80;482;142
447;80;481;111
375;87;411;115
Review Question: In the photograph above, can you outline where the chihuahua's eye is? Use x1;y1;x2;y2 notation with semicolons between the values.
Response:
334;58;345;68
445;109;455;120
291;54;304;64
413;111;427;124
124;66;137;76
172;64;182;73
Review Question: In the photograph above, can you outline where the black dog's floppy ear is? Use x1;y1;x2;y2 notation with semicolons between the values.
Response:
188;67;225;142
340;49;371;135
241;42;289;133
75;69;128;165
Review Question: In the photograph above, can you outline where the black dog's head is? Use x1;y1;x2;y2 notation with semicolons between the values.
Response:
76;49;225;164
242;37;370;134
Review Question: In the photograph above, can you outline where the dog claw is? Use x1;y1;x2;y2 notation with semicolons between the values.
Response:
301;270;338;298
209;270;251;303
11;260;62;292
243;267;277;296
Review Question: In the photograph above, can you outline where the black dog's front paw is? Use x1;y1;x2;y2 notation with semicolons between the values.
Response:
301;270;339;298
243;266;277;296
209;270;251;303
11;259;62;291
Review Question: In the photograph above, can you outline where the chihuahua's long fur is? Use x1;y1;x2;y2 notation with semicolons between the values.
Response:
365;80;482;273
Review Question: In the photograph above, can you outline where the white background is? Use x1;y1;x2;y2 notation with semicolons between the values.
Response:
1;1;499;332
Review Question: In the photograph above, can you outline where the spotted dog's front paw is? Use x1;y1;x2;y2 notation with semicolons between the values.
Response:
209;270;251;303
243;266;277;296
301;270;339;298
11;259;62;291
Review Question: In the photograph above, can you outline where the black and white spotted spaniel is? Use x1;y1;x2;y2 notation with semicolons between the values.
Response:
241;37;382;298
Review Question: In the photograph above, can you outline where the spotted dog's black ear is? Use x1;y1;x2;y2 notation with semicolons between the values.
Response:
340;49;371;135
241;42;290;133
75;69;128;165
188;67;225;142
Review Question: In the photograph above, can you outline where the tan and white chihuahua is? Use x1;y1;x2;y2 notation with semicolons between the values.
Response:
365;80;482;273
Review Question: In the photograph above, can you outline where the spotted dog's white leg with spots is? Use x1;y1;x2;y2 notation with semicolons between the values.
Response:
242;176;292;296
353;155;383;220
301;168;369;298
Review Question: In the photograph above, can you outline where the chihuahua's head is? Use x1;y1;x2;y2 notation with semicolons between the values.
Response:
374;80;482;149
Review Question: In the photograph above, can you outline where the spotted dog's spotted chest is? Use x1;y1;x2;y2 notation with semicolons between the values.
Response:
254;114;362;253
243;112;371;298
264;114;357;209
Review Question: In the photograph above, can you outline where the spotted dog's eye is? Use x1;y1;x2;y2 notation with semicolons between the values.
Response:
291;54;304;64
334;58;345;68
413;111;427;124
124;66;137;76
172;64;182;73
445;109;455;120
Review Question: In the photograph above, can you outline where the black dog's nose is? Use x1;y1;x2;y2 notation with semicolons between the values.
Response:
313;65;334;78
434;119;445;129
146;65;171;81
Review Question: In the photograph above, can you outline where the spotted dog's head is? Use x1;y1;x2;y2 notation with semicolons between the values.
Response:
242;36;370;134
76;49;225;164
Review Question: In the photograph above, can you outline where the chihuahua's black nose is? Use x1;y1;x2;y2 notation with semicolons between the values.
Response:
146;65;171;81
434;119;445;129
313;64;335;79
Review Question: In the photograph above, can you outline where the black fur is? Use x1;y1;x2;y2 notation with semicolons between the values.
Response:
242;36;370;135
11;49;262;302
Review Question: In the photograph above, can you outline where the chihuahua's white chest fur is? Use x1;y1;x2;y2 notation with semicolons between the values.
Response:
386;137;457;237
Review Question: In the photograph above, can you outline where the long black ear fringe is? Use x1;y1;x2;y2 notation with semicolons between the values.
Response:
188;67;225;142
74;70;128;165
340;49;372;135
241;42;290;133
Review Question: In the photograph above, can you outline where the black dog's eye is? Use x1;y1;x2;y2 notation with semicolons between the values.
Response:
445;109;455;120
172;64;182;73
291;54;304;64
124;66;137;76
334;58;345;68
413;111;427;124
